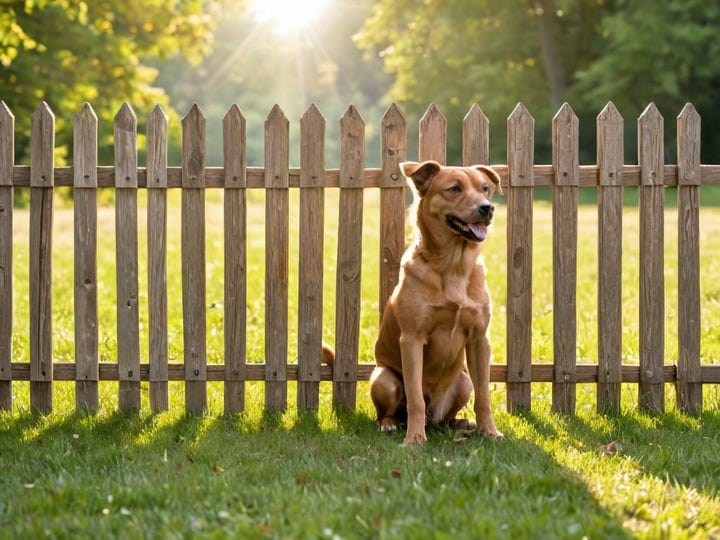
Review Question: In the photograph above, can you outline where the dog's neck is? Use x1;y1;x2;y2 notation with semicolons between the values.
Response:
416;219;482;278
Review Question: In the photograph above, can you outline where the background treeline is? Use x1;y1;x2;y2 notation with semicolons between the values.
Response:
2;0;719;168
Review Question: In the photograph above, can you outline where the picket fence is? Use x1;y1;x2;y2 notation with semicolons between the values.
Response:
0;100;718;417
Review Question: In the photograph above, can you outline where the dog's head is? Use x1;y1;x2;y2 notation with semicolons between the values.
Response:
401;160;502;244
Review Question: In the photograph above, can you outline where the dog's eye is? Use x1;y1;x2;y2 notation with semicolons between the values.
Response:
483;184;491;193
447;185;461;194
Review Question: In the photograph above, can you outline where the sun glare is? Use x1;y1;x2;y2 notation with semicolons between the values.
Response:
250;0;330;36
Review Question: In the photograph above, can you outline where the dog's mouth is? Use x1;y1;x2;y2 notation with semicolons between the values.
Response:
445;215;489;242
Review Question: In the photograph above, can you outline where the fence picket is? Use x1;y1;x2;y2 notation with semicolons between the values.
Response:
462;104;490;166
298;105;325;410
73;103;99;412
114;103;141;411
551;103;579;414
223;104;247;414
265;105;290;411
334;106;365;410
638;103;665;413
677;103;702;415
379;104;407;318
596;102;624;414
147;105;169;412
182;103;208;414
506;103;534;412
29;102;55;413
0;101;13;410
419;104;446;164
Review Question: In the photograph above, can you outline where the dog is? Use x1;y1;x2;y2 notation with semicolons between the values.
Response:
370;160;504;445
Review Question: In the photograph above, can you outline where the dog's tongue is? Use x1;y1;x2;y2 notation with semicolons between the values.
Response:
469;222;487;242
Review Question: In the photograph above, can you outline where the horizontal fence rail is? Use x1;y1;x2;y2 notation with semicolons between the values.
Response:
0;100;719;417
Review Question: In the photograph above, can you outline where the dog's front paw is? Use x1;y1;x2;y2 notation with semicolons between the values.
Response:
401;430;427;446
478;426;505;440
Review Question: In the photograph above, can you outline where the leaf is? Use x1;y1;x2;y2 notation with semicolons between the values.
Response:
598;440;618;456
391;469;401;478
212;464;225;474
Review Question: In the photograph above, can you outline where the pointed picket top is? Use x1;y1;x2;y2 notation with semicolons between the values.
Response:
182;103;206;188
114;103;137;188
340;105;365;188
147;105;169;189
73;103;98;188
552;103;578;187
30;101;55;187
677;103;701;186
597;102;624;187
638;103;664;186
114;102;137;130
266;103;289;126
380;103;407;187
222;104;246;188
463;103;489;166
265;104;289;188
0;100;14;186
300;103;326;188
597;101;623;124
507;102;534;187
419;103;447;164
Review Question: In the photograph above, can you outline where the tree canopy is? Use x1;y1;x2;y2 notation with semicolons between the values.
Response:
1;0;218;164
357;0;720;163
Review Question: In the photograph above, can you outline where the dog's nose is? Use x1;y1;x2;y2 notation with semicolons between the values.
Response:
478;203;494;219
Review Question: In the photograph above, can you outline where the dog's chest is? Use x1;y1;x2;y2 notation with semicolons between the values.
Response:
431;274;487;331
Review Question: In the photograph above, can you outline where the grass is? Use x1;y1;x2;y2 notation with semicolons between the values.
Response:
2;187;720;538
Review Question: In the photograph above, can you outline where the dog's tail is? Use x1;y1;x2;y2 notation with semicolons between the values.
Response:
322;342;335;368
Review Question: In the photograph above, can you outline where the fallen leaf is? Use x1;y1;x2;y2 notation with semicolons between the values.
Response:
598;440;618;456
212;464;225;474
391;469;401;479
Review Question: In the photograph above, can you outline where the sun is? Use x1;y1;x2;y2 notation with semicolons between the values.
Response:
249;0;330;36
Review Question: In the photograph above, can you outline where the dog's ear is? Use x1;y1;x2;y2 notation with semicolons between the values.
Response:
401;160;442;196
472;165;503;195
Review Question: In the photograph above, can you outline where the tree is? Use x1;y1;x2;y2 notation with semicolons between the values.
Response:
0;0;218;164
357;0;720;164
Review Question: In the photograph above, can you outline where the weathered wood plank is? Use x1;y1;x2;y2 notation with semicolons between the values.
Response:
264;105;289;411
462;104;490;166
147;105;169;412
334;106;365;410
114;103;141;411
73;103;99;412
298;104;325;410
638;103;665;413
182;104;208;414
0;101;14;410
551;103;578;414
506;103;534;412
13;361;693;384
596;102;624;414
379;104;407;319
419;104;446;164
223;104;247;414
29;102;55;413
676;103;702;415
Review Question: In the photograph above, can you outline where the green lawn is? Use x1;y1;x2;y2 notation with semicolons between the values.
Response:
1;188;720;538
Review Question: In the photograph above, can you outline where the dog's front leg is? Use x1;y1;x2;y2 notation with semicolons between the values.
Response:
400;334;426;445
466;334;503;439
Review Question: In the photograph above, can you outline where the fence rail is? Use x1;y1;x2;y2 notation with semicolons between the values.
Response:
1;99;719;417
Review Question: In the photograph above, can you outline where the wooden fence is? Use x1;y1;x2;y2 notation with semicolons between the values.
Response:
0;100;719;417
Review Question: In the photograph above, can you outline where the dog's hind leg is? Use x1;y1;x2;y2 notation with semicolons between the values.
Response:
370;367;405;432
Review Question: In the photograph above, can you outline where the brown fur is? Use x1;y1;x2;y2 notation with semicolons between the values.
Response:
371;160;504;445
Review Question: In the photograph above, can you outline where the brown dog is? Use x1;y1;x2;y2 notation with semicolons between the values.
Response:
371;160;504;445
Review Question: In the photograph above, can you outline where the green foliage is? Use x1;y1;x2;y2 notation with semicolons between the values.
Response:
357;0;720;164
0;0;219;165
